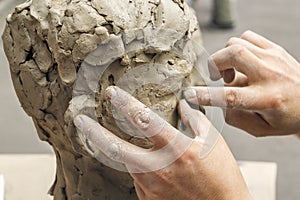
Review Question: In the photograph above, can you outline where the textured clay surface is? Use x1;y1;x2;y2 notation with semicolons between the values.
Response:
2;0;203;199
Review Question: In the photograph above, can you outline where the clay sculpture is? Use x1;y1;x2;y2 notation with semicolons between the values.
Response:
2;0;204;199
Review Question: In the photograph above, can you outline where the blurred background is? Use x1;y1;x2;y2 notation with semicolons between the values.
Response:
0;0;300;199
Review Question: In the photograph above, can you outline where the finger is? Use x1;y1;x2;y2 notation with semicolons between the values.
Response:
240;30;276;49
226;37;264;55
74;114;148;165
225;109;273;137
133;181;146;199
222;69;235;83
106;86;178;147
208;58;223;81
209;45;264;81
225;71;249;87
210;67;235;83
75;115;193;173
208;40;257;82
184;86;268;110
178;100;210;137
179;100;220;158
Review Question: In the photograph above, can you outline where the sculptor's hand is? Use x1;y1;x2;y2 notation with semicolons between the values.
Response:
185;30;300;137
74;86;251;200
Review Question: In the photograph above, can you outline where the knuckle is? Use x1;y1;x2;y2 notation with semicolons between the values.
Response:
231;44;245;54
226;37;239;47
228;45;247;70
159;168;173;181
274;44;284;52
226;89;240;108
106;141;123;161
268;93;285;109
131;107;166;136
132;107;152;130
272;46;287;58
182;150;197;163
177;143;198;164
241;30;253;39
228;45;245;60
268;44;283;55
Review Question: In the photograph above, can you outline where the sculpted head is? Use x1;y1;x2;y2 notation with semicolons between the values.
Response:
3;0;204;154
2;0;206;198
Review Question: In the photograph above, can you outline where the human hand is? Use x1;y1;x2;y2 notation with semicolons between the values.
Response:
185;30;300;137
74;86;251;200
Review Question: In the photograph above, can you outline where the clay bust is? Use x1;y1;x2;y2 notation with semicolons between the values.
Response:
2;0;204;199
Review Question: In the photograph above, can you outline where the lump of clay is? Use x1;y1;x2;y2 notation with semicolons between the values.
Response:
2;0;204;199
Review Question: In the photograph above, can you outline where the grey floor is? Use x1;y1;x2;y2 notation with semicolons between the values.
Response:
0;0;300;199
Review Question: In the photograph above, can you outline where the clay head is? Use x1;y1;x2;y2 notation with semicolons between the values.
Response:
66;27;208;171
2;0;205;198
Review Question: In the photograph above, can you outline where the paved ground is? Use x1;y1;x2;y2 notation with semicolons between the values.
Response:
0;0;300;199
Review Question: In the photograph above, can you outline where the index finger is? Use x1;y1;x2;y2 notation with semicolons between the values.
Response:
209;45;265;81
74;114;147;164
74;114;193;173
184;86;270;110
106;86;178;147
241;30;276;49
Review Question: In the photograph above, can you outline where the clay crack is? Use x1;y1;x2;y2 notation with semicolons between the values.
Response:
148;0;160;6
172;0;185;11
24;47;34;62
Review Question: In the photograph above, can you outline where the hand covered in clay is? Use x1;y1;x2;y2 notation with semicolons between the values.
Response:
185;30;300;137
74;86;251;200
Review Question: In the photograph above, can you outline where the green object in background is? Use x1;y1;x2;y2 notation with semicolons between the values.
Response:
212;0;235;28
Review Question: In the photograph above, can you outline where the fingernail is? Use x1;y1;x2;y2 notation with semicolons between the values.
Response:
223;69;235;84
178;100;192;125
105;86;117;100
74;115;84;130
178;100;190;116
184;88;197;102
